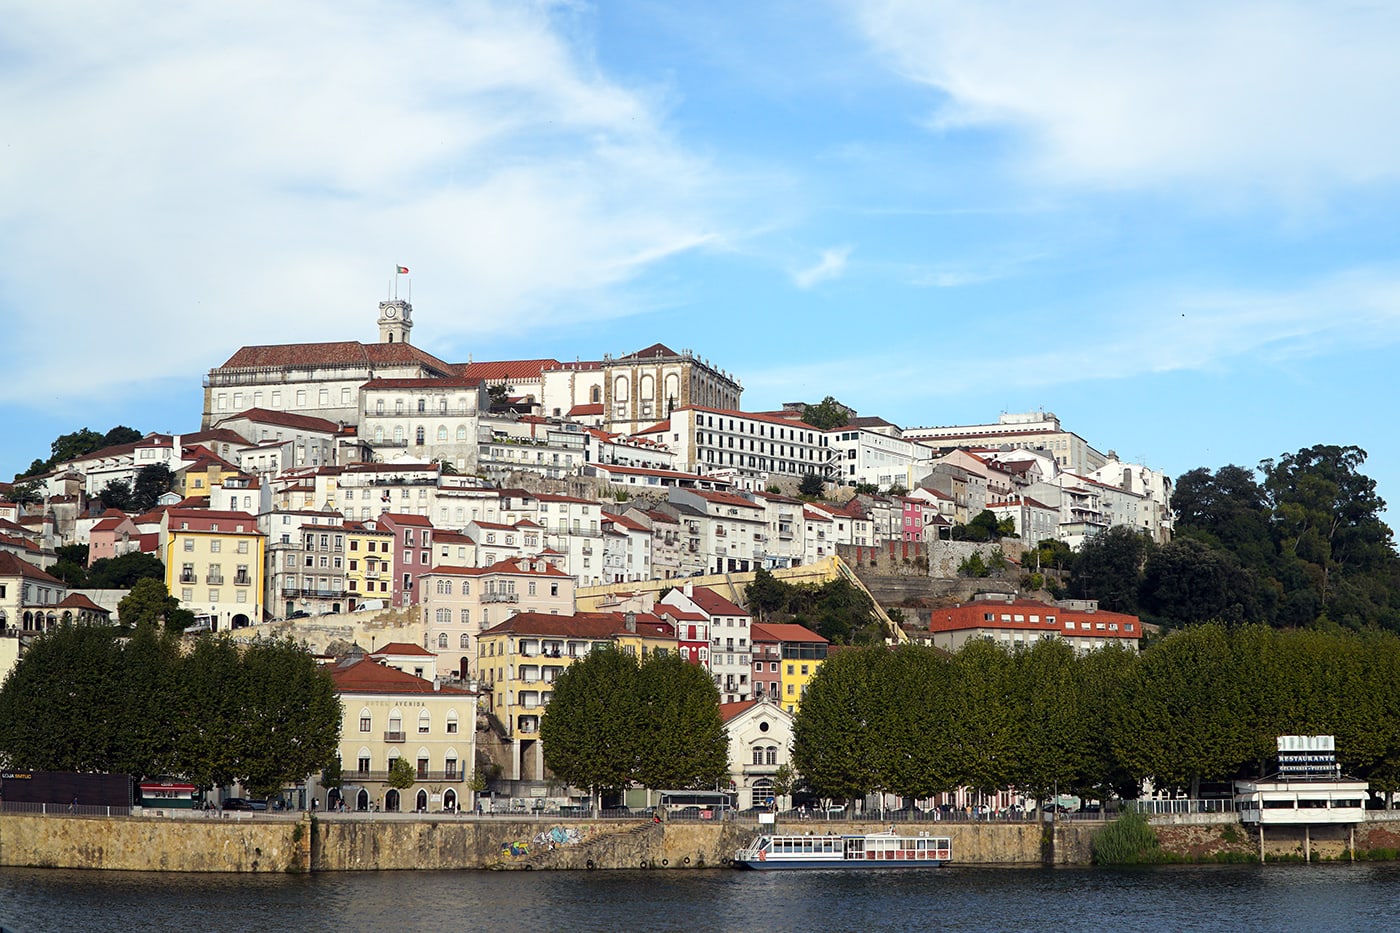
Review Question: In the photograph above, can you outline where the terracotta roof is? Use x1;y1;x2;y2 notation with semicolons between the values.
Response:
750;622;828;645
479;610;673;641
380;512;433;527
56;593;108;612
458;359;560;381
220;408;341;433
719;699;759;723
0;551;64;584
688;587;747;617
926;599;1140;638
217;341;455;375
370;642;436;657
618;343;682;360
568;403;605;416
331;658;472;695
689;489;763;510
428;557;570;578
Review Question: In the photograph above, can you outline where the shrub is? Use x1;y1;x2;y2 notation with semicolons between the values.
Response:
1092;810;1164;865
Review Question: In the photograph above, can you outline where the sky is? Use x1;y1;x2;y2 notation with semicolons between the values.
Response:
5;1;1400;517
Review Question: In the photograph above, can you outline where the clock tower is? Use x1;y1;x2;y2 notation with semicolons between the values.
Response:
378;300;413;345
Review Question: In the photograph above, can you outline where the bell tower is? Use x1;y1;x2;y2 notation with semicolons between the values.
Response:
378;300;413;345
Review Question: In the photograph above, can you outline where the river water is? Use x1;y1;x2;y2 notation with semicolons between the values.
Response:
3;862;1399;932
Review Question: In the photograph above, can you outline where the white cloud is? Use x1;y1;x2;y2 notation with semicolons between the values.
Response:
850;1;1400;192
0;1;726;404
793;246;853;289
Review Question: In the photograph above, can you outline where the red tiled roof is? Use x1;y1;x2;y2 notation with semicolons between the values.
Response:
218;341;455;375
568;403;605;416
362;375;483;390
220;408;341;433
479;610;673;640
371;642;436;657
0;551;64;584
458;359;561;381
689;587;747;617
331;658;473;695
56;593;108;612
618;343;681;360
925;599;1140;638
751;622;828;645
719;699;759;723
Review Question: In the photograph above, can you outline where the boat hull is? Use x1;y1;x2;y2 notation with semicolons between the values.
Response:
733;857;951;870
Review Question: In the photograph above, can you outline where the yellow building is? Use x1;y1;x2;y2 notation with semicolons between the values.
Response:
325;657;478;813
751;622;828;715
477;610;675;782
345;520;396;609
161;508;264;631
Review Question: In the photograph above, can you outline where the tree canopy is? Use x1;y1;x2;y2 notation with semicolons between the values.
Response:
14;426;142;480
788;626;1400;804
0;625;340;795
541;647;727;809
800;396;851;430
743;570;885;645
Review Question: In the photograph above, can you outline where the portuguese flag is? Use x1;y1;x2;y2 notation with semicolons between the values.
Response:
396;265;409;274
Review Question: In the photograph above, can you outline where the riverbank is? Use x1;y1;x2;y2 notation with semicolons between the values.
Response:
0;812;1092;872
7;811;1399;872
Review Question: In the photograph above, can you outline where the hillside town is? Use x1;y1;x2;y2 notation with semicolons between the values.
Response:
0;296;1172;814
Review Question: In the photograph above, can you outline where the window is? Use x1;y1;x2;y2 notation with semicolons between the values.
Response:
359;710;371;732
183;539;195;552
447;711;459;734
438;633;449;648
418;710;431;734
459;633;469;649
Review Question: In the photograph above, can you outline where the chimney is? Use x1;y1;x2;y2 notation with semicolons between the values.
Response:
624;611;637;633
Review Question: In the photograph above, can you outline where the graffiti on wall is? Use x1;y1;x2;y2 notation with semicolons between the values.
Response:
500;825;586;861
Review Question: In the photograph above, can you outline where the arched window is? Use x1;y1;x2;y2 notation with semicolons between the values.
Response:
639;373;655;401
456;425;468;441
459;633;470;649
375;400;385;414
460;608;470;624
766;746;777;765
374;427;384;444
614;376;628;401
437;425;448;441
461;581;471;596
447;711;460;735
438;633;449;648
393;425;405;444
436;608;450;624
388;711;402;737
590;385;601;403
418;709;431;734
415;427;425;445
752;746;764;766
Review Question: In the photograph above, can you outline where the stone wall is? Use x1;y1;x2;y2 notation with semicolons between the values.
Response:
0;813;309;873
0;812;1093;872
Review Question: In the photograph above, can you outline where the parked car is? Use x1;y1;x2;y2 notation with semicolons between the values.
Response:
222;798;267;811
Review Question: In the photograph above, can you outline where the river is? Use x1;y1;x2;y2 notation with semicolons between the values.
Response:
3;862;1399;932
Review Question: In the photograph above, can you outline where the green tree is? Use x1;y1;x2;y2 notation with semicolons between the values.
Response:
387;757;416;790
117;578;192;632
235;638;342;799
1007;638;1087;804
102;425;143;446
49;428;107;465
1140;537;1257;627
633;653;728;790
540;647;642;812
97;479;134;512
947;640;1019;794
49;544;90;587
792;647;879;803
798;472;825;499
952;509;1002;542
769;763;797;809
957;553;989;578
7;479;44;505
869;645;959;800
87;552;165;589
1069;526;1154;614
131;463;174;511
744;567;788;620
177;636;247;789
801;396;851;430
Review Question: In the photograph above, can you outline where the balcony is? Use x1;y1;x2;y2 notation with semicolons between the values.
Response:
481;592;519;604
233;573;252;586
367;407;478;419
384;731;406;743
206;574;224;585
350;769;463;783
180;574;197;584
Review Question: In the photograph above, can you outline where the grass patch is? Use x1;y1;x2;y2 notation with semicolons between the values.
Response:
1091;811;1166;865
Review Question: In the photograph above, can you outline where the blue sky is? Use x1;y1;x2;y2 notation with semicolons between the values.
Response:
4;1;1400;517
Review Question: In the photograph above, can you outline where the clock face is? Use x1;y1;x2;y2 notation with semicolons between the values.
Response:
384;306;397;319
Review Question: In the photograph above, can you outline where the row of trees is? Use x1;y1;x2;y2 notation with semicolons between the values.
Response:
47;545;166;590
1064;445;1400;631
539;648;727;808
792;625;1400;805
745;568;885;645
0;624;341;797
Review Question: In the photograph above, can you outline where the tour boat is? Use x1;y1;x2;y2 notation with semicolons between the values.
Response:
732;828;952;870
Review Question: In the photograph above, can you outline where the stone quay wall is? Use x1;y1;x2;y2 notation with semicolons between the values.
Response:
0;812;1096;872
